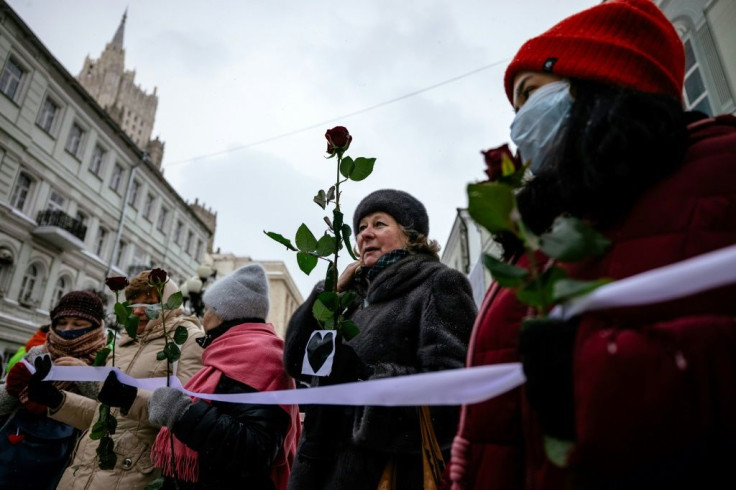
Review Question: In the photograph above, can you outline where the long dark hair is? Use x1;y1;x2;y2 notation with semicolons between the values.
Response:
499;79;689;259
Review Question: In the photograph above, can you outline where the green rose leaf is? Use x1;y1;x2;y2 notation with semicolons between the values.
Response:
552;278;611;303
263;231;298;251
544;435;575;468
174;325;189;345
96;435;117;470
467;182;516;233
163;342;181;362
323;316;336;331
518;220;541;251
540;216;611;262
106;331;115;345
165;291;183;310
312;293;335;322
89;420;106;440
341;224;358;260
339;319;360;340
483;254;529;287
295;223;318;253
340;290;357;308
316;234;337;257
114;302;129;326
516;266;568;309
144;477;166;490
156;350;166;361
339;156;355;179
349;157;376;181
93;347;111;367
296;252;318;275
326;186;336;203
124;315;139;340
313;189;327;210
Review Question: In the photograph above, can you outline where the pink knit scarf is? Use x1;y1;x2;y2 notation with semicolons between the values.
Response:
151;323;300;489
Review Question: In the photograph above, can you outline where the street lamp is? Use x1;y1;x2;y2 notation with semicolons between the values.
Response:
182;264;216;318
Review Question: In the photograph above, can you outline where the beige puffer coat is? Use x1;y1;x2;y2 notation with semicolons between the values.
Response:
50;309;203;490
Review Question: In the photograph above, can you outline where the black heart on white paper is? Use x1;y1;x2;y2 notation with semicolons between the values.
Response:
306;331;335;373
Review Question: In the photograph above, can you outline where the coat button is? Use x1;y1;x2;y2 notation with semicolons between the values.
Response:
122;458;133;469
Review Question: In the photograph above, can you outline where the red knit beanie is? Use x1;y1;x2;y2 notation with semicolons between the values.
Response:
504;0;684;104
50;290;104;328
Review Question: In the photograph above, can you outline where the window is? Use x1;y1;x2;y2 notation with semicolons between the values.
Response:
37;96;59;134
174;221;184;245
186;231;194;255
114;240;127;268
52;276;70;306
0;57;25;101
128;180;141;207
19;263;39;304
142;193;155;221
195;239;204;261
89;145;106;176
157;207;169;232
65;122;86;157
683;38;712;116
109;163;123;193
47;190;65;211
10;172;34;211
94;226;108;257
75;210;88;226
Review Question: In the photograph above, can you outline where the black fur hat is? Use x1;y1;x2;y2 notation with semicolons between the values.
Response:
353;189;429;237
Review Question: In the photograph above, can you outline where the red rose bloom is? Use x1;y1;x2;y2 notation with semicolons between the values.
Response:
105;276;129;292
325;126;352;155
482;144;521;182
149;268;168;285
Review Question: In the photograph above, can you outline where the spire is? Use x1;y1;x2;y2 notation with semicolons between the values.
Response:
112;8;127;48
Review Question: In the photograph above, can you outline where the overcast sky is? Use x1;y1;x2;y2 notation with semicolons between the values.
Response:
7;0;596;298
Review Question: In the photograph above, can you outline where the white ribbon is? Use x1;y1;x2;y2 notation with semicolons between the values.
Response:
22;361;525;406
549;243;736;320
21;244;736;406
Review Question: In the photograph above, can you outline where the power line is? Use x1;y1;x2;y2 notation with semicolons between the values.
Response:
163;58;510;168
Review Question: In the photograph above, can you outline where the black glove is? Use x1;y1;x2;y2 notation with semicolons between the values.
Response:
298;342;373;463
27;356;63;410
324;342;373;385
519;316;578;440
98;371;138;414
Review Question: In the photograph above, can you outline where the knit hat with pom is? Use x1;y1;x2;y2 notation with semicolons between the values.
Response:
504;0;685;103
203;264;270;321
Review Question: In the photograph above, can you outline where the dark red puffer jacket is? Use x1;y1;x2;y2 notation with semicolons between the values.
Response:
450;115;736;490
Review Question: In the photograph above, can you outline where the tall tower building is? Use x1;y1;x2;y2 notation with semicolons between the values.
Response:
76;10;166;167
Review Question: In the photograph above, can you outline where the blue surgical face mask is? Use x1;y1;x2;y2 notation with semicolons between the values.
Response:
510;80;573;174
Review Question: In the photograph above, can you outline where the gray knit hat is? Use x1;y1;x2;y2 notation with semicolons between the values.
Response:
353;189;429;237
202;264;270;321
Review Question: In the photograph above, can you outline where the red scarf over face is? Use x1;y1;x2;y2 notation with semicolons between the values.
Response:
152;323;300;489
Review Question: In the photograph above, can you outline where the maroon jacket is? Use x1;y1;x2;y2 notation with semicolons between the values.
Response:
449;115;736;490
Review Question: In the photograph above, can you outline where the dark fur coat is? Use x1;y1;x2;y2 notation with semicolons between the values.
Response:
284;253;477;490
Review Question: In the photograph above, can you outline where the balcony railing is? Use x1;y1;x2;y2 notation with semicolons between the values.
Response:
36;209;87;241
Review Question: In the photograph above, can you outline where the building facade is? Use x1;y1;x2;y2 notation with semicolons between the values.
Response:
657;0;735;116
0;2;213;359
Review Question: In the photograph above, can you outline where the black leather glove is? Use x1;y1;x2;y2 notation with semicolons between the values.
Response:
98;371;138;414
324;342;373;385
519;316;578;440
27;356;63;410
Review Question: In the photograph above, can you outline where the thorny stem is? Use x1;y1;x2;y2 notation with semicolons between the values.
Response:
332;152;342;330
